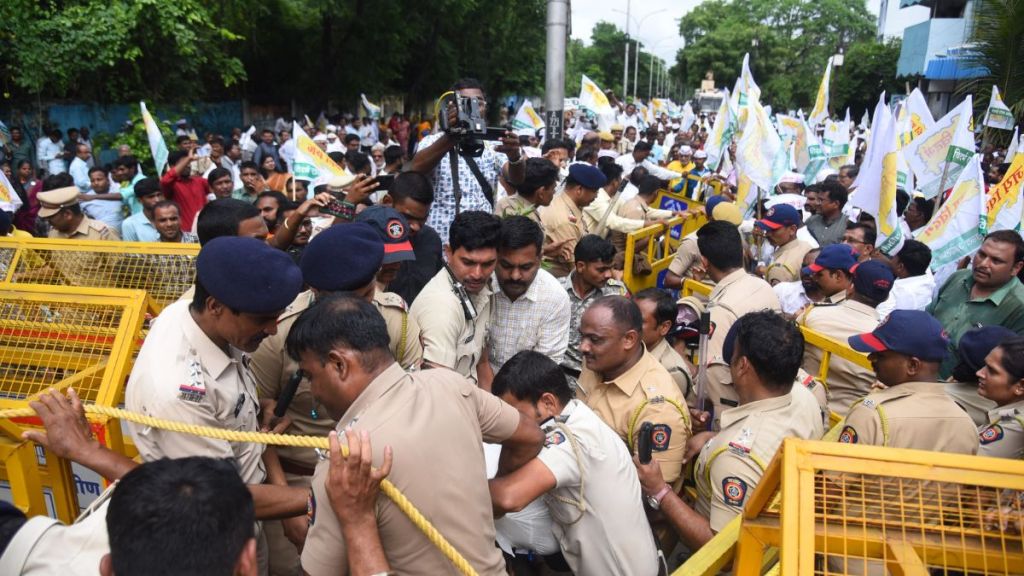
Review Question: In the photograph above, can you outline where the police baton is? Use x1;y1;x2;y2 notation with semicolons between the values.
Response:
275;370;303;418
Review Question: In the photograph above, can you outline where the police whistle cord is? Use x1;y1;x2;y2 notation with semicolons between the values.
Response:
0;404;479;576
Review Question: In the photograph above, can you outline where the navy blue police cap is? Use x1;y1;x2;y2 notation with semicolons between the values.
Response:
300;222;384;291
568;163;608;190
197;236;303;314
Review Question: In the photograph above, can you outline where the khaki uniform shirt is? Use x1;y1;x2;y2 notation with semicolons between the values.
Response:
667;233;701;280
650;338;693;399
540;192;587;277
705;269;781;429
536;399;659;575
125;299;266;484
945;381;996;427
250;290;423;469
836;381;979;454
495;194;542;230
46;216;121;287
798;299;879;415
765;239;813;285
577;349;691;485
410;269;492;382
694;385;825;532
978;399;1024;459
302;364;520;576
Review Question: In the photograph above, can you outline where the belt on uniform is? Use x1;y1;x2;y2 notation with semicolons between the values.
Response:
279;458;317;477
561;365;581;379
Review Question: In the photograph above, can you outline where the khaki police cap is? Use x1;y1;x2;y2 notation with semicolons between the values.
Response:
598;131;614;142
326;172;356;194
37;186;80;218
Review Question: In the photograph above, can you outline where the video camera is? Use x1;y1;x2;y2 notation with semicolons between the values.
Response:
438;93;508;157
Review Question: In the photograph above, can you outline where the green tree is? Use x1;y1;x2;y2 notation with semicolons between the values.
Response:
0;0;245;102
832;39;906;119
959;0;1024;130
674;0;876;110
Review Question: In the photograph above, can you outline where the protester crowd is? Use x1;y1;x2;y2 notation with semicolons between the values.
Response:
0;75;1023;576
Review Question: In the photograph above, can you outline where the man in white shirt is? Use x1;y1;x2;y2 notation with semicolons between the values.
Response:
489;351;660;576
877;239;935;319
39;129;67;175
489;217;571;371
68;144;92;195
616;102;644;131
615;141;683;183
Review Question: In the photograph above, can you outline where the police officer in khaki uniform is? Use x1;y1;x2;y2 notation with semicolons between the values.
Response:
633;311;824;550
755;204;814;286
799;260;894;415
841;310;978;453
575;295;691;488
806;243;858;304
944;326;1014;426
635;288;694;398
251;223;421;576
410;211;500;384
19;186;120;287
540;164;606;277
663;196;729;290
125;237;310;576
697;221;781;430
488;351;660;575
286;294;545;576
975;336;1024;459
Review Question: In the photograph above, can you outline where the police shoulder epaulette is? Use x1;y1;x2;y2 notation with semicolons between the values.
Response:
378;291;409;312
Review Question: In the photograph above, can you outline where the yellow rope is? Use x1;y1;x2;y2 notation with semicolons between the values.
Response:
0;404;478;576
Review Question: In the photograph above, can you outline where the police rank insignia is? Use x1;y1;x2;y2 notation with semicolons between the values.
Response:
545;430;567;447
722;477;747;507
980;424;1004;445
178;358;206;403
651;424;671;452
838;425;858;444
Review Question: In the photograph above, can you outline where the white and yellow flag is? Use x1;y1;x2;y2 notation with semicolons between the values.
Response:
140;101;169;175
897;88;934;147
292;122;350;188
579;75;615;130
738;53;761;106
851;93;904;255
0;167;23;213
915;154;987;268
902;95;975;199
1007;126;1020;160
512;100;544;135
985;151;1024;233
808;57;833;126
705;89;737;171
984;85;1015;130
736;98;786;206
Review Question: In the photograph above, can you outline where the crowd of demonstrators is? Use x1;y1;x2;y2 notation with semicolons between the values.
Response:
2;76;1024;576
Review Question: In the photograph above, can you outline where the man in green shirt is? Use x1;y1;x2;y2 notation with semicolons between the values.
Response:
928;230;1024;379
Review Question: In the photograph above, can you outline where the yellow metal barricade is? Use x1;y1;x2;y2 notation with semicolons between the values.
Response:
675;439;1024;575
0;284;151;522
0;237;198;313
622;193;709;294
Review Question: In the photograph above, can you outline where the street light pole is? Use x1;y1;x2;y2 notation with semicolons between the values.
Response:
649;52;655;100
623;0;631;101
544;0;568;140
633;39;640;101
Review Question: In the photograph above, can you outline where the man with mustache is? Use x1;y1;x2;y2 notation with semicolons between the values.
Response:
929;230;1024;379
126;237;310;574
488;216;571;372
411;210;501;386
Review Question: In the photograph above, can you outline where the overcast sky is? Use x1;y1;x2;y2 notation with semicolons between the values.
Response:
570;0;930;64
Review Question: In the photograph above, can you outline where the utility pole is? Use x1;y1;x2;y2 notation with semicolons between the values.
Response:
649;52;655;100
544;0;568;140
623;0;631;100
633;39;640;102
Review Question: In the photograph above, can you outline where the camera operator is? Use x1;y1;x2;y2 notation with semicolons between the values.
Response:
411;78;525;247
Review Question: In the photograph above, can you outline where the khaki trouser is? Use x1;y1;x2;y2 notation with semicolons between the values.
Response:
266;473;313;576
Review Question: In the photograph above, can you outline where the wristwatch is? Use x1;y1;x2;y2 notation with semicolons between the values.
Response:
646;485;672;510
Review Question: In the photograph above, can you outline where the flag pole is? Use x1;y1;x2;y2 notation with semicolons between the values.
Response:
934;156;953;212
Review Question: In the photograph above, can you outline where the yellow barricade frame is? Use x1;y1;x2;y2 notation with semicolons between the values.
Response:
677;439;1024;575
0;284;151;522
622;191;709;294
0;236;198;313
